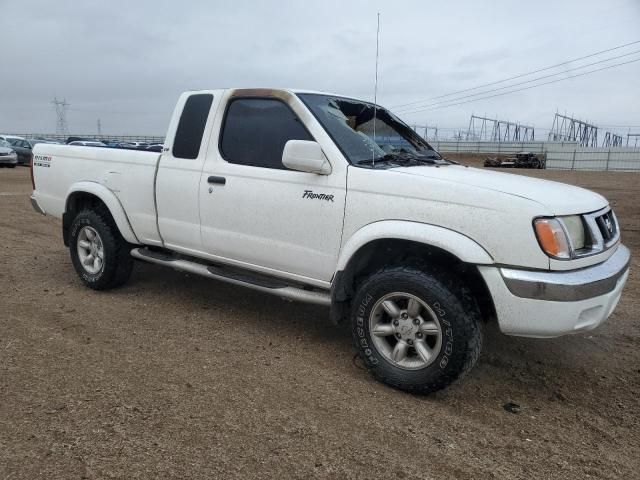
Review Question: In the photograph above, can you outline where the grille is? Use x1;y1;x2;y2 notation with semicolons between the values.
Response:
574;207;620;258
595;210;617;242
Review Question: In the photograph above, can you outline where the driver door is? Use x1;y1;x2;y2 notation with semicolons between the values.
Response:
199;95;346;283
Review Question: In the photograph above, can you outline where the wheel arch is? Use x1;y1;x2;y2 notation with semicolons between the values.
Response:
63;182;140;246
330;221;496;324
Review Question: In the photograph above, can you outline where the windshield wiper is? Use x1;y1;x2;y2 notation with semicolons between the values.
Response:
394;152;438;164
356;153;399;165
357;151;445;166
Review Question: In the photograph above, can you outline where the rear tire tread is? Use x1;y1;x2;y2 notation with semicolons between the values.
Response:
69;206;133;290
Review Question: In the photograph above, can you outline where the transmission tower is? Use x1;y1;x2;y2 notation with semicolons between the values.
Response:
97;119;102;136
627;133;640;147
466;115;534;142
52;97;70;137
452;130;465;141
602;131;623;147
547;113;598;147
411;124;439;141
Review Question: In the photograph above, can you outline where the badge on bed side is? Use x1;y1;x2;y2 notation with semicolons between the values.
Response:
34;155;52;168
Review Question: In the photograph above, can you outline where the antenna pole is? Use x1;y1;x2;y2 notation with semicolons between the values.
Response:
372;12;380;166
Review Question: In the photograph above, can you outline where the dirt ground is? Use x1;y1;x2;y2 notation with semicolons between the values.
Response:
1;165;638;479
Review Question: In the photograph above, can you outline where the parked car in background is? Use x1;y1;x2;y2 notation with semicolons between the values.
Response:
124;141;150;149
145;144;164;152
0;139;18;167
68;141;106;147
30;137;64;145
66;136;101;144
3;136;34;165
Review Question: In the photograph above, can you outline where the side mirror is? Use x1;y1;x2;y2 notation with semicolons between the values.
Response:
282;140;331;175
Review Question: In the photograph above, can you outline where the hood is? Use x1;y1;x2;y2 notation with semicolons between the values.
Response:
390;165;608;216
0;146;14;155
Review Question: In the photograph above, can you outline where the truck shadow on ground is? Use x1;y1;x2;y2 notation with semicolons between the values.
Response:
125;261;620;404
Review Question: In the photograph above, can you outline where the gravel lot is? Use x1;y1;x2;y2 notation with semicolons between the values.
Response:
1;166;638;479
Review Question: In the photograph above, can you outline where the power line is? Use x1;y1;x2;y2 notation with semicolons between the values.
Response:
398;57;640;115
391;39;640;109
394;49;640;113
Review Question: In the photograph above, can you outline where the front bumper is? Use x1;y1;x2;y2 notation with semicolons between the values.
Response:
30;194;46;215
0;154;18;165
478;245;630;337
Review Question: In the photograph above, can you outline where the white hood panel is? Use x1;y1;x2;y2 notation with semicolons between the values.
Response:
391;165;608;216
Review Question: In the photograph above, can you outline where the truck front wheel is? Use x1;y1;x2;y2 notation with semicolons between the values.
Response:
69;208;133;290
351;267;483;394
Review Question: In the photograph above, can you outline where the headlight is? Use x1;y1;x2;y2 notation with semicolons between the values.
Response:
560;215;585;250
534;218;571;259
535;210;620;260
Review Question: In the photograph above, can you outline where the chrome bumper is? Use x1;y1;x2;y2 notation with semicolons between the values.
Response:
30;194;45;215
500;244;630;302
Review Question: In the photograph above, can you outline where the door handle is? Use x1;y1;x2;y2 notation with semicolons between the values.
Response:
207;176;226;185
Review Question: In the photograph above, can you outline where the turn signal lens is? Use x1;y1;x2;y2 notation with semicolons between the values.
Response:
534;218;571;259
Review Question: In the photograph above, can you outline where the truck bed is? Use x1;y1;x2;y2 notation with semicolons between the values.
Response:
32;144;162;245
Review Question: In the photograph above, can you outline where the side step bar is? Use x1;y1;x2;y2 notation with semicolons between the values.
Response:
130;248;331;306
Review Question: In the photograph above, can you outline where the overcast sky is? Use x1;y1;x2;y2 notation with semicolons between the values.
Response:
1;0;639;138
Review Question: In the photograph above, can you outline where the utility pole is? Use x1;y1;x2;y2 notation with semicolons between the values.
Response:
97;119;102;136
52;97;70;137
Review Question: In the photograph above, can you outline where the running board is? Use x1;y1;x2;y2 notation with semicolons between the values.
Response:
130;248;331;306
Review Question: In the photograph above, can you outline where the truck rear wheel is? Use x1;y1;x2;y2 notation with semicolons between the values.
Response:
351;267;482;394
69;208;133;290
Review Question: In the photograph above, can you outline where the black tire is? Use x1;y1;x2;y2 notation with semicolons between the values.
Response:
351;267;483;394
7;164;16;168
69;207;134;290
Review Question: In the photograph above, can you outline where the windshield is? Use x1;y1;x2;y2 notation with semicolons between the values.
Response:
298;93;447;166
0;139;10;148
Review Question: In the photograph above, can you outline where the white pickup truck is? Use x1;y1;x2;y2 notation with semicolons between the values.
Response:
31;88;630;394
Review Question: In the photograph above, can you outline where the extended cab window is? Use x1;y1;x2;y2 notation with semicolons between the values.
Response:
173;94;213;159
220;98;312;169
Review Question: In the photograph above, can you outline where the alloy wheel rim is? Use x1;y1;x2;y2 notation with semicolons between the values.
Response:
77;226;104;275
369;292;442;370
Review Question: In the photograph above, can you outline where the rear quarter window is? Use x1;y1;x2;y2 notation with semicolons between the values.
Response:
172;94;214;159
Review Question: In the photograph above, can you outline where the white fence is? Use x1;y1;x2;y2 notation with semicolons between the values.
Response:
15;133;165;144
432;141;640;171
431;140;563;154
544;145;640;171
